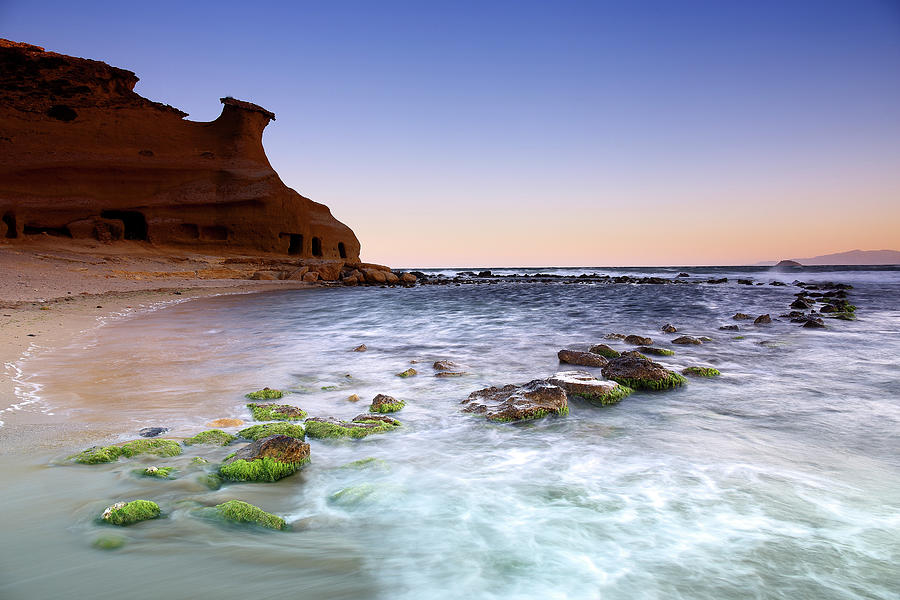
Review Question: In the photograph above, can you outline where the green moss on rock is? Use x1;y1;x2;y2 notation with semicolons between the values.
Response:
239;422;306;441
191;457;210;465
202;473;223;490
637;346;675;357
304;418;400;439
184;429;236;446
70;439;182;464
608;373;687;391
245;388;284;400
588;344;620;358
329;483;377;506
396;368;417;378
246;403;307;421
219;456;308;482
214;500;286;530
682;366;721;377
573;385;634;406
101;500;160;526
138;465;175;479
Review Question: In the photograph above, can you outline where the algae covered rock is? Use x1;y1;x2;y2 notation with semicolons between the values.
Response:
93;534;127;550
184;429;236;446
247;403;308;421
588;344;620;358
558;349;608;367
547;371;633;406
213;500;286;530
245;387;284;400
396;368;417;378
461;379;568;422
601;354;687;391
636;346;675;356
369;394;405;413
101;500;160;526
239;422;305;441
219;435;310;482
682;366;721;377
70;439;182;464
138;465;175;479
304;415;401;439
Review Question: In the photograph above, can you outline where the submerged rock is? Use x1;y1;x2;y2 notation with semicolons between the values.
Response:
557;349;608;367
801;316;826;328
213;500;286;531
206;418;244;428
435;371;467;378
369;394;405;413
433;360;459;371
138;427;168;438
588;343;620;358
461;380;568;422
304;415;401;439
719;325;739;331
682;366;721;377
754;314;772;325
601;355;687;391
138;465;175;479
547;371;632;406
671;336;702;345
733;313;753;320
238;422;305;441
246;403;307;421
624;334;652;345
604;333;627;340
636;346;675;356
184;429;236;446
220;434;310;482
244;387;284;400
661;323;678;333
70;439;182;464
101;500;160;526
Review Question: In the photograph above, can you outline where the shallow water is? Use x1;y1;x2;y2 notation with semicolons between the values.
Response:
2;266;899;599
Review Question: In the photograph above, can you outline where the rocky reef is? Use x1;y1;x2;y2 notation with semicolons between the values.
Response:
0;39;359;261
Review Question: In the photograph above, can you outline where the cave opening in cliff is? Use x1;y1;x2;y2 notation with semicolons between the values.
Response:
2;212;17;238
338;242;347;259
312;237;323;257
281;233;303;255
101;210;147;241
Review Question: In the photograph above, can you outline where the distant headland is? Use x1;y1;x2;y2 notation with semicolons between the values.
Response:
761;249;900;266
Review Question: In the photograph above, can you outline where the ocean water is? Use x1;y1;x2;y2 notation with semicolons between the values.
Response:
1;266;898;600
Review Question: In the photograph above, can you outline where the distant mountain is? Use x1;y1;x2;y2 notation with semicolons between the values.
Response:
757;249;900;266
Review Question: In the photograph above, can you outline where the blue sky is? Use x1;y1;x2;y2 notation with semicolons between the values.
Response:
3;0;899;265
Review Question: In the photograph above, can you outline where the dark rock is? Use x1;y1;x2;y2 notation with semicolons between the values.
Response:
661;323;677;333
637;346;675;356
601;355;687;391
671;336;702;345
754;314;772;325
624;335;652;345
776;260;802;267
790;298;814;310
676;273;690;278
733;313;753;320
558;349;608;367
138;427;168;438
770;281;787;286
819;304;836;313
737;279;753;285
801;317;826;328
719;325;739;331
707;278;728;284
461;380;568;422
604;333;627;340
477;270;493;277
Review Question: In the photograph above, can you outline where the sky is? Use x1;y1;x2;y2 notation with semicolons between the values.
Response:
2;0;899;266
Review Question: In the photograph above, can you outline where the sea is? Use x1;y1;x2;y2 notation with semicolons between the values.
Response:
1;265;898;600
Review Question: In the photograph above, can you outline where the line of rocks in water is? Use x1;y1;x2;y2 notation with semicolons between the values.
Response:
72;276;861;546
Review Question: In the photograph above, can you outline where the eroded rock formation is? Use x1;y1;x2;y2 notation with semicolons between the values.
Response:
0;39;359;261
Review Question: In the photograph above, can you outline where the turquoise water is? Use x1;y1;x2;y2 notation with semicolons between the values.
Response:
1;266;898;599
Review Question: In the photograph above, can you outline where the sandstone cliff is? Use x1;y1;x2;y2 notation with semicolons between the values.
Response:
0;39;360;262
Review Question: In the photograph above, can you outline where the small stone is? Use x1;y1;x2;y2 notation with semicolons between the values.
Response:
719;325;739;331
138;427;168;438
206;418;244;428
661;323;677;333
396;368;417;378
754;314;772;325
733;313;753;320
352;344;367;352
347;394;361;402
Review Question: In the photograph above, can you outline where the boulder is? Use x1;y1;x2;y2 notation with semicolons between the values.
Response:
558;349;608;367
369;394;405;413
733;313;753;320
790;298;814;310
251;271;281;281
671;336;702;345
624;335;652;345
364;269;388;284
400;273;417;284
547;371;632;406
302;271;319;283
433;360;459;371
461;379;568;422
636;346;675;356
384;271;400;284
286;266;310;280
220;434;310;482
801;316;826;328
601;354;687;391
754;314;772;325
